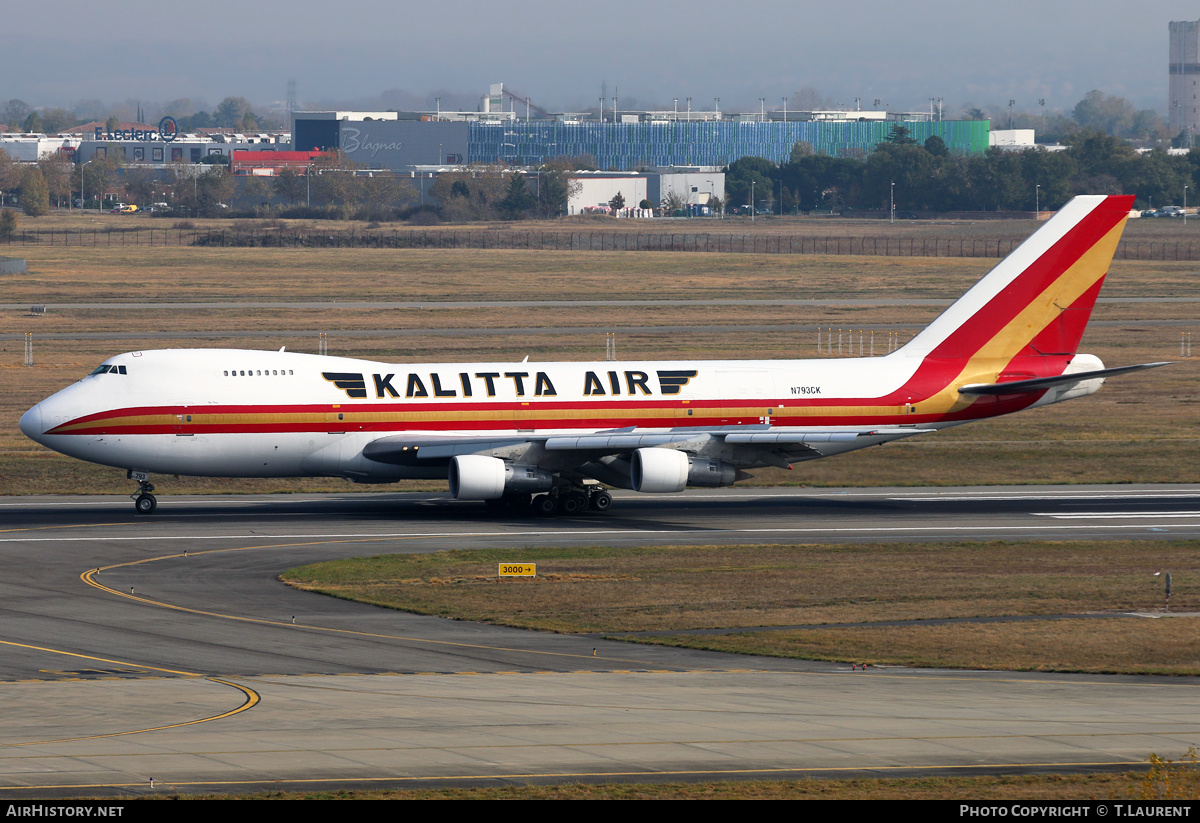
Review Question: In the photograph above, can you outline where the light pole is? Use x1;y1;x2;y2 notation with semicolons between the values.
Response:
890;181;895;224
1035;183;1040;221
79;157;88;212
1186;185;1189;226
751;179;755;222
782;97;787;125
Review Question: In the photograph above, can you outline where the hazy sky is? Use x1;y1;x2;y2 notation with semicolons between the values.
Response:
0;1;1188;115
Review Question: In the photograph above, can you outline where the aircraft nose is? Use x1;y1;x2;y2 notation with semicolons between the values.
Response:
19;404;44;442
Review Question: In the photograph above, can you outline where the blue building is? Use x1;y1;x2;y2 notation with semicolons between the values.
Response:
468;120;990;168
293;111;990;171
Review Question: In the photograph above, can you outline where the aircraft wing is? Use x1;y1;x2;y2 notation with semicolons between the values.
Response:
958;362;1171;396
361;425;937;466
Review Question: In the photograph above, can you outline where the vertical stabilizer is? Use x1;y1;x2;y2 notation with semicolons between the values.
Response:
898;195;1134;374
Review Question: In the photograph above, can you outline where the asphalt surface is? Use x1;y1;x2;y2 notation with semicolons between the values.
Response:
0;485;1198;796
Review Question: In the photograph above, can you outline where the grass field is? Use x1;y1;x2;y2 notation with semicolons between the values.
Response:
281;540;1200;676
15;205;1200;242
150;768;1194;799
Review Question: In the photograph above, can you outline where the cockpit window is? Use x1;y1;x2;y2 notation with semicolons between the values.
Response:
89;364;127;376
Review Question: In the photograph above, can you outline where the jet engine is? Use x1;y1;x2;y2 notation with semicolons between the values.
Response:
685;457;739;487
630;448;690;493
631;448;741;492
448;455;555;499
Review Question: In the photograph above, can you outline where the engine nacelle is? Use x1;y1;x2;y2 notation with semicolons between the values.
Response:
448;455;554;499
686;457;739;488
449;454;506;499
631;448;690;493
504;462;555;494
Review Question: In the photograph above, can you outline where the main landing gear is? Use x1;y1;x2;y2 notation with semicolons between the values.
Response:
533;485;613;516
482;486;613;516
127;470;157;514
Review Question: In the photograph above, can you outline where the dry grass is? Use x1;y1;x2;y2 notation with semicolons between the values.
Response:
155;772;1160;799
282;540;1200;674
19;205;1200;242
655;619;1200;675
6;244;1200;301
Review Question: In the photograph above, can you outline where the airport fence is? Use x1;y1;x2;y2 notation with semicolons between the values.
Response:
3;227;1200;261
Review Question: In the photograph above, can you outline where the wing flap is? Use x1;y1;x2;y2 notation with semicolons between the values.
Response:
724;428;936;444
363;435;535;463
544;433;698;450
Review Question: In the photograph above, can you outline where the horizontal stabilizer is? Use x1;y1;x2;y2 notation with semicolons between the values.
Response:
958;362;1171;396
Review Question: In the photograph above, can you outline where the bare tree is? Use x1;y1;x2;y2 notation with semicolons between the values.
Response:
2;99;33;129
242;174;272;208
21;167;49;216
788;87;835;112
0;149;20;206
273;167;307;205
37;154;73;207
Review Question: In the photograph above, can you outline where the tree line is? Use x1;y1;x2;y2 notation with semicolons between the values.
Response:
3;129;1199;224
724;128;1200;215
2;96;285;134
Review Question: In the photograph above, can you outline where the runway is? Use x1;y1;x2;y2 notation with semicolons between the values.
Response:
0;485;1197;796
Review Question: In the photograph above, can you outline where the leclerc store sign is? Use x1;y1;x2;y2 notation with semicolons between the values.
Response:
94;117;179;142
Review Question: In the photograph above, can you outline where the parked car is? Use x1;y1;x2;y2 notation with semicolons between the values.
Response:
1159;205;1184;217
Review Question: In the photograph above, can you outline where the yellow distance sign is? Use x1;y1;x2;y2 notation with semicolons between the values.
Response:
498;563;536;578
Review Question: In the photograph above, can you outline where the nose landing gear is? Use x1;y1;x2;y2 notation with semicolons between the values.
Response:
127;470;157;514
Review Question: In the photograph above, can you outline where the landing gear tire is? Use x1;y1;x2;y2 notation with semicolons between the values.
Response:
533;495;558;516
589;491;613;512
130;473;157;514
560;493;588;515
